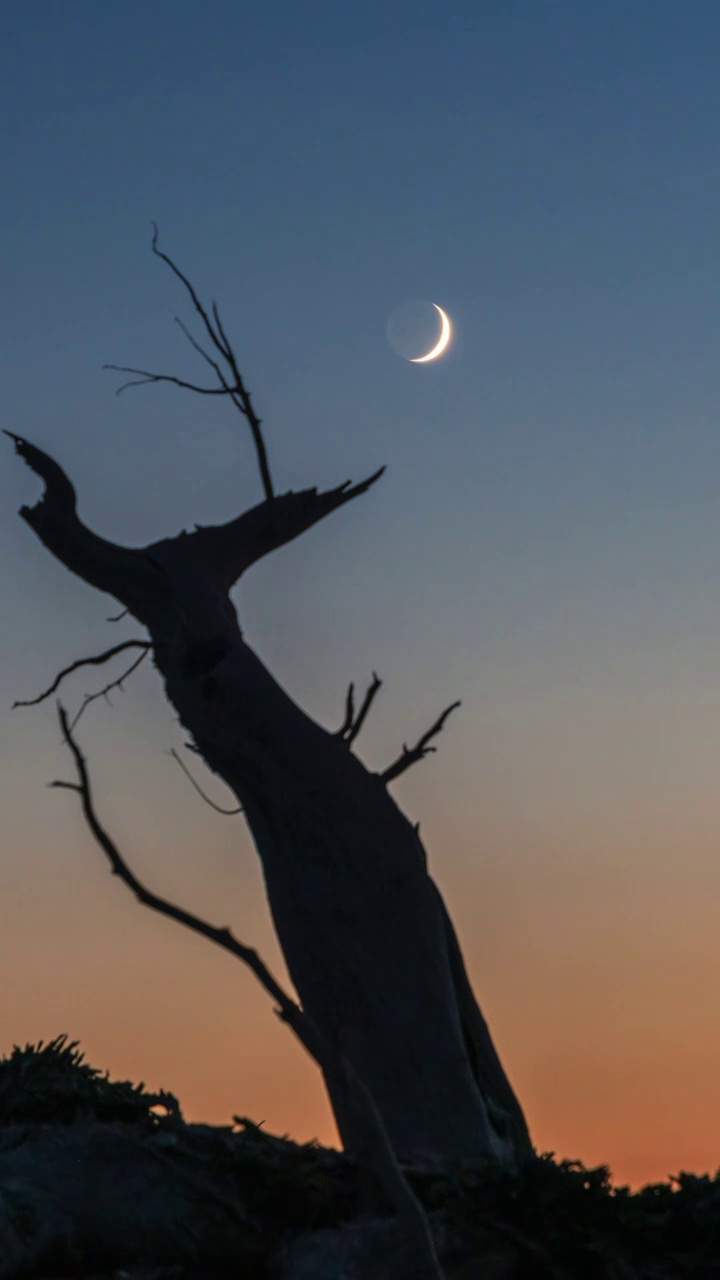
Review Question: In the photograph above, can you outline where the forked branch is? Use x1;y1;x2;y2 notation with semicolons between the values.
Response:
5;431;385;601
337;672;382;745
381;700;461;784
51;704;444;1279
337;682;356;738
105;223;274;502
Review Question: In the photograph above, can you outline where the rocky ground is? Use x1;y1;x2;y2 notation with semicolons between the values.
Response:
0;1037;717;1279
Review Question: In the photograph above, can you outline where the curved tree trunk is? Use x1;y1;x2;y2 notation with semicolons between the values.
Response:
7;434;531;1174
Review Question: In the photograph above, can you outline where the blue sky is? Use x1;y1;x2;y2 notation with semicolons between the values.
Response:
3;0;720;1185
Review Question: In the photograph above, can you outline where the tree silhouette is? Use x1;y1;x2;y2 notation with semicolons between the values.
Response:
7;230;533;1193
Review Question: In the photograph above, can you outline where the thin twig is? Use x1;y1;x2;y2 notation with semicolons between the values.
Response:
167;747;243;816
13;641;150;709
345;672;382;747
210;299;234;362
380;701;461;785
150;221;227;360
104;365;228;397
68;647;150;731
174;316;227;385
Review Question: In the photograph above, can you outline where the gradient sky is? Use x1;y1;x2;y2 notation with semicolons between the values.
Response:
2;0;720;1189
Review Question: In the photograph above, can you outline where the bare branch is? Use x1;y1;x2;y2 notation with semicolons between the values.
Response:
13;640;150;710
150;221;229;362
153;225;275;503
107;224;275;502
68;646;150;731
202;464;386;590
3;430;77;514
52;704;445;1279
345;672;382;747
52;703;316;1038
206;305;271;504
167;747;243;816
380;700;461;785
336;683;355;737
4;433;153;617
8;431;385;605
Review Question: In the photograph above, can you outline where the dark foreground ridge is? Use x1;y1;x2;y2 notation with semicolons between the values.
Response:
0;1037;717;1279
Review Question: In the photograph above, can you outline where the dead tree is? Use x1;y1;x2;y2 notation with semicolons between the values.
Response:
6;229;533;1175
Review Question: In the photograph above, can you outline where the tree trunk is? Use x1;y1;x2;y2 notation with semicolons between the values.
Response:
8;433;533;1171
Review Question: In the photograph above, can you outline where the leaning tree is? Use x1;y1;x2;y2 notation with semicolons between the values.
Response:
6;230;533;1189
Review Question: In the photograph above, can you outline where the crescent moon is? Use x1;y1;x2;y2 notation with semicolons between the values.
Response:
409;304;452;363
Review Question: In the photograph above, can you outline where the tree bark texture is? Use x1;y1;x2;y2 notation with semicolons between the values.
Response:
8;433;532;1171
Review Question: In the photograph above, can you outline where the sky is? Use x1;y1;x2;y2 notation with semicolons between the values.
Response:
2;0;720;1189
